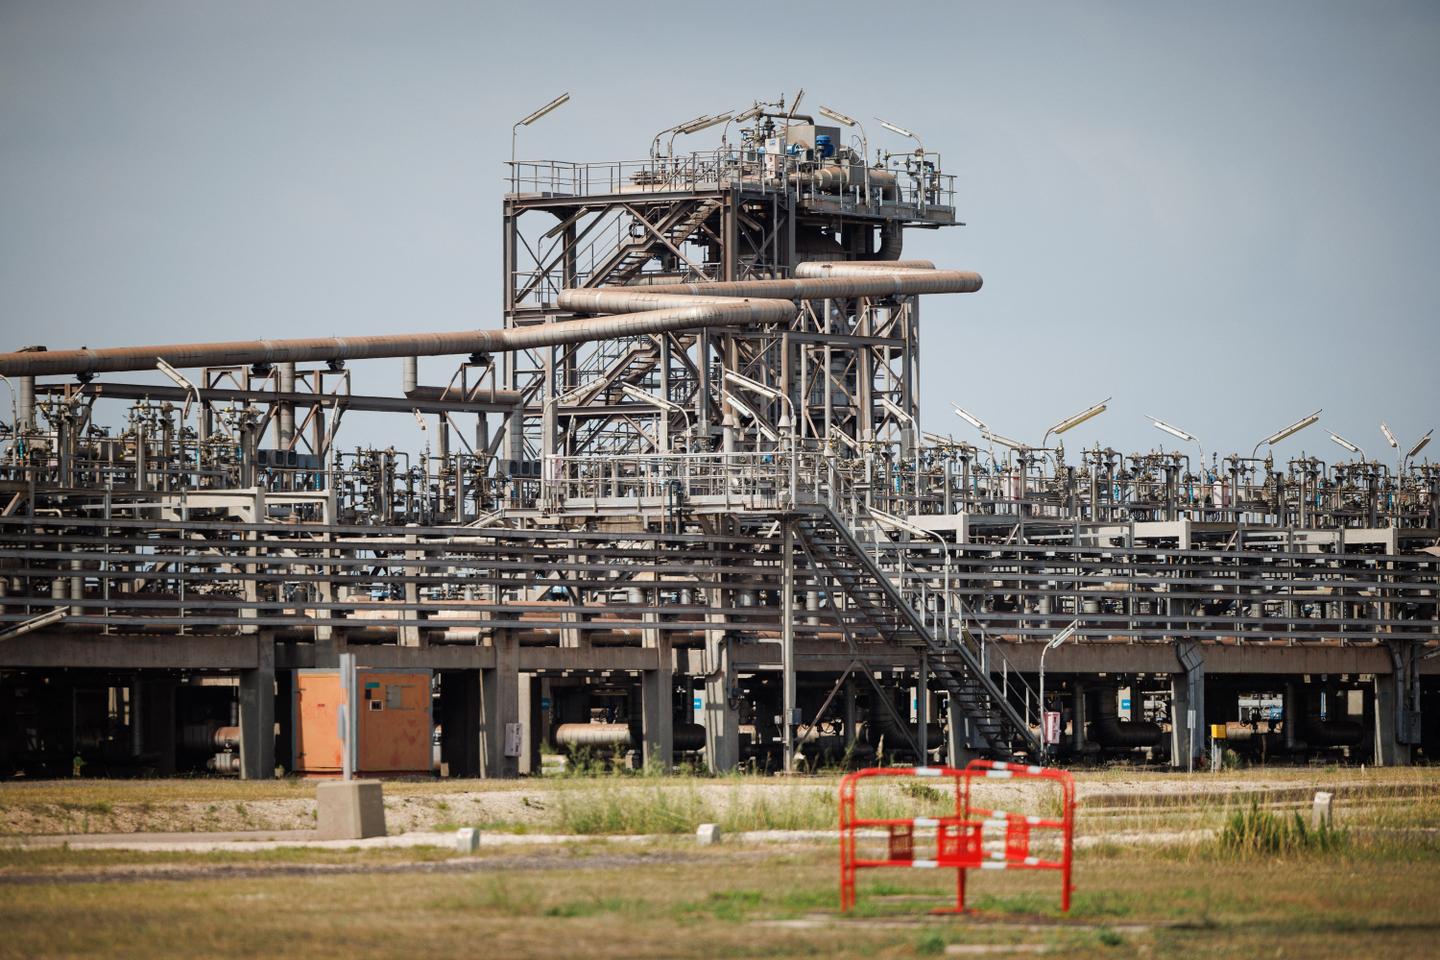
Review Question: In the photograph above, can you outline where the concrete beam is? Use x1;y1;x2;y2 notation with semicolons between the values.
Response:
0;632;261;670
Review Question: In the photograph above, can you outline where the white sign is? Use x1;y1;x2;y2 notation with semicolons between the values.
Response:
1043;711;1062;745
504;722;524;758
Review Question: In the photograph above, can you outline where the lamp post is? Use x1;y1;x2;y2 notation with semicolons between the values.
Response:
1038;619;1078;764
511;92;570;190
665;111;734;159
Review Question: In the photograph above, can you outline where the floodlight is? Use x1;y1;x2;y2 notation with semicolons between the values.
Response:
951;403;987;432
517;92;570;127
818;105;858;127
1327;432;1363;456
1381;421;1400;449
1149;417;1198;444
875;118;914;139
1407;429;1433;460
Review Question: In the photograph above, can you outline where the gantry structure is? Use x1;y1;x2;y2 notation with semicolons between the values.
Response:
0;96;1436;779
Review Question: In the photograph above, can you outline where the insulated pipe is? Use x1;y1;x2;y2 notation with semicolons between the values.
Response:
560;269;982;314
792;260;937;277
0;301;793;378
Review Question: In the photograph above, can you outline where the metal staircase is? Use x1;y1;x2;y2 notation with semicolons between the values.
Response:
792;506;1042;761
584;199;722;287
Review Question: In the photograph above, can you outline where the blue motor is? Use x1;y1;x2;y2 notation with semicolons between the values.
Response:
815;134;835;159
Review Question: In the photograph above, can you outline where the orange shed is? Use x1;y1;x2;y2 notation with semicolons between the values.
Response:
293;668;434;777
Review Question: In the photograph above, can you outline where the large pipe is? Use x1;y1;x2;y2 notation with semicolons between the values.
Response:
37;381;524;415
553;722;706;752
0;301;793;378
2;262;981;379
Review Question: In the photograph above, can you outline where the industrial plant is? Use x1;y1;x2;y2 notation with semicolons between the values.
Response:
1;93;1436;781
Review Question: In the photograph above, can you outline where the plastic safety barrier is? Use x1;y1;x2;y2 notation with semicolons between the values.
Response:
838;760;1075;914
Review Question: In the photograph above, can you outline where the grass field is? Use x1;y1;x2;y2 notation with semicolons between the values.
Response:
2;767;1438;958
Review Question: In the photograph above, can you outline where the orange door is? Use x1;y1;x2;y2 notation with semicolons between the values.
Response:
294;672;343;775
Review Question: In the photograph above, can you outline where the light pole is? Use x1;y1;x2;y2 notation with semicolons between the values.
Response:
875;117;924;155
511;92;570;190
665;111;734;159
1038;619;1078;764
1150;416;1206;471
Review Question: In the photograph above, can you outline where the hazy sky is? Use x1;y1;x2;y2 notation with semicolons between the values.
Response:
2;1;1437;462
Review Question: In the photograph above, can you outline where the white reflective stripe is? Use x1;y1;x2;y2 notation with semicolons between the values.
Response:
982;820;1009;831
985;769;1013;779
912;859;939;869
913;767;942;777
1027;765;1044;774
1026;816;1043;826
1025;856;1039;865
913;817;939;828
990;851;1006;860
990;810;1009;820
991;761;1011;770
980;861;1006;870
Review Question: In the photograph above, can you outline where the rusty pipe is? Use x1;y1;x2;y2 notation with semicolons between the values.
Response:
0;301;794;378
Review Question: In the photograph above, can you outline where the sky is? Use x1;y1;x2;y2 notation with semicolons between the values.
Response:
1;1;1437;463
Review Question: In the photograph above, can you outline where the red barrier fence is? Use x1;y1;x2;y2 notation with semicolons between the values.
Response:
838;760;1075;914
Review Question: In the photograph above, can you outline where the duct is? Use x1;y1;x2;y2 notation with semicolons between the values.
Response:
0;301;792;378
875;222;904;261
276;362;296;449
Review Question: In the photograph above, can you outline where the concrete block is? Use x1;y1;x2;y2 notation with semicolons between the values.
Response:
456;827;480;854
316;780;387;840
1311;791;1334;830
696;823;721;845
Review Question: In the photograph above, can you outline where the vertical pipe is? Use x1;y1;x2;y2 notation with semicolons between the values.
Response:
276;362;296;451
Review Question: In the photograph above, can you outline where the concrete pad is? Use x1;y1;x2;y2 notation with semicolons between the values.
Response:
316;780;387;840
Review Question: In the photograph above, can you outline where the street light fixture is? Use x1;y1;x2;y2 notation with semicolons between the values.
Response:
818;105;870;172
983;430;1028;453
875;117;924;154
511;92;570;173
1327;431;1364;459
723;392;779;443
951;403;988;433
1149;416;1205;468
1042;397;1109;447
1406;428;1433;463
619;382;695;439
723;370;793;430
1251;409;1321;459
1381;421;1400;450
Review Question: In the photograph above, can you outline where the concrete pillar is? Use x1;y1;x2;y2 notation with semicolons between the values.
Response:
702;631;740;772
642;637;674;772
480;631;520;778
518;673;544;775
1373;672;1412;766
1169;641;1204;769
238;637;276;780
440;669;481;778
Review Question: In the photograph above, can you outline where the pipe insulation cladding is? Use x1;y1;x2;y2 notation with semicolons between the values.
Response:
0;261;980;378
